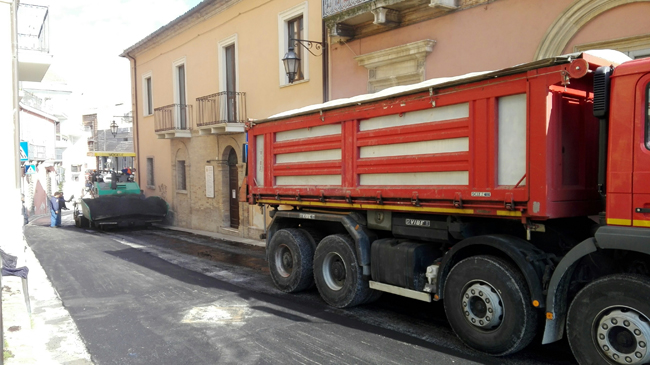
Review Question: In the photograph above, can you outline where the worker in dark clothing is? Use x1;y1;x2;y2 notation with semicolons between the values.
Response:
49;192;62;228
58;193;73;211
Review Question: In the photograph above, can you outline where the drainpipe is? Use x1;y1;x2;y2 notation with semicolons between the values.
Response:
126;53;140;188
321;20;329;103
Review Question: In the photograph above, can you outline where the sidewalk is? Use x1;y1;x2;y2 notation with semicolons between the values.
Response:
3;217;264;364
153;224;266;248
2;242;92;364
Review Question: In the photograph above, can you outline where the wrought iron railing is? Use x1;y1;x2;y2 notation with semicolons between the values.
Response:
322;0;370;18
154;104;193;132
196;91;247;127
17;3;49;52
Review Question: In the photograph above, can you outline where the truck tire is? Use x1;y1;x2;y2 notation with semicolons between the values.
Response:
268;228;314;293
314;234;370;308
299;228;325;252
566;274;650;365
443;255;537;356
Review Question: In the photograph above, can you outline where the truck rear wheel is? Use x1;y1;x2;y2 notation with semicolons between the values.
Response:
268;228;314;293
443;255;537;356
314;234;370;308
567;274;650;365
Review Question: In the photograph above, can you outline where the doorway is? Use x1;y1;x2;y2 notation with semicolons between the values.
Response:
228;148;239;228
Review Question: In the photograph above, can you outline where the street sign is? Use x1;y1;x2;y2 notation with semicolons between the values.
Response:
19;141;28;161
24;164;36;174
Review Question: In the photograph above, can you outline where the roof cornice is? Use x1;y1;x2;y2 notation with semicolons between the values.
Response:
120;0;241;58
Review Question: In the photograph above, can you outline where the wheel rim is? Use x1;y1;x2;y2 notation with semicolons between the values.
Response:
461;282;504;329
321;252;346;291
274;244;293;278
594;306;650;364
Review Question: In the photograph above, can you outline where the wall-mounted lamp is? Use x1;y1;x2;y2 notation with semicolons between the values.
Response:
282;38;327;84
110;120;118;138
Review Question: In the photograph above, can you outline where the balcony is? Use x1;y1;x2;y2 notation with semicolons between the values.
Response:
196;92;246;135
324;0;460;41
154;104;193;139
17;4;52;82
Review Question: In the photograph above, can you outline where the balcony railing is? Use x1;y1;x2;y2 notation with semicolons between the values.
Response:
196;91;247;126
17;4;49;52
323;0;370;18
154;104;193;132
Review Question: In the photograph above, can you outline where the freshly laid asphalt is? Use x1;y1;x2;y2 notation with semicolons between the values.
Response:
18;214;485;365
5;212;577;364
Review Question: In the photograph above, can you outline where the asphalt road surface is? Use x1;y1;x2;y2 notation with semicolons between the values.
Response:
25;214;577;365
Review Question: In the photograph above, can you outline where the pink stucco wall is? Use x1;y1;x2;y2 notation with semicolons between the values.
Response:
329;0;650;100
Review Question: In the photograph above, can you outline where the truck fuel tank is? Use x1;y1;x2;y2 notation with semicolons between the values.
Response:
370;238;441;291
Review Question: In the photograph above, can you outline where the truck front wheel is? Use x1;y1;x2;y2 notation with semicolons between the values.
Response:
567;274;650;365
268;228;314;293
314;234;370;308
443;255;538;356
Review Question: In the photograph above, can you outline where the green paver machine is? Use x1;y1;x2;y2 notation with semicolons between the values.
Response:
74;171;168;229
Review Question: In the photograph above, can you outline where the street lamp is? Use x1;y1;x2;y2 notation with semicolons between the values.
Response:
282;39;326;84
282;46;301;84
110;120;118;138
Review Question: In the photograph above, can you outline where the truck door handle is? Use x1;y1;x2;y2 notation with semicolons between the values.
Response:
635;208;650;213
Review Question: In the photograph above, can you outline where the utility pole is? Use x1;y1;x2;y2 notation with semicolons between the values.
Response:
2;2;24;363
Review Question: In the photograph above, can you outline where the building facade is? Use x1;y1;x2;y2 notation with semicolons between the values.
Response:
122;0;324;238
325;0;650;99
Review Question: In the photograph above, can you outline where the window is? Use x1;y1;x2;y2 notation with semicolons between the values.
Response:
71;165;81;173
173;58;187;129
147;157;155;187
278;2;309;85
287;16;304;82
218;35;239;122
177;160;186;190
143;73;153;116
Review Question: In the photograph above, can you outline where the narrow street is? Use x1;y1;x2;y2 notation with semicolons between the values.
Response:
24;213;577;365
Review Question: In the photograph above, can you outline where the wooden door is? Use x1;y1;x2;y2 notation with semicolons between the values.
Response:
228;149;239;228
225;44;237;122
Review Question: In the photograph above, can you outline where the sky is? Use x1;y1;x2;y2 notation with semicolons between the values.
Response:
23;0;203;111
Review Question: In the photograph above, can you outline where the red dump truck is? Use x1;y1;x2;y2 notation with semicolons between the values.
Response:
243;50;650;363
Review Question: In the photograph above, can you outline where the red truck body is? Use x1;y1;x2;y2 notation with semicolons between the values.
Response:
247;53;626;222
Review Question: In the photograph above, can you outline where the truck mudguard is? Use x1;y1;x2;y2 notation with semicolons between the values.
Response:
542;226;650;344
435;235;547;308
266;211;373;267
